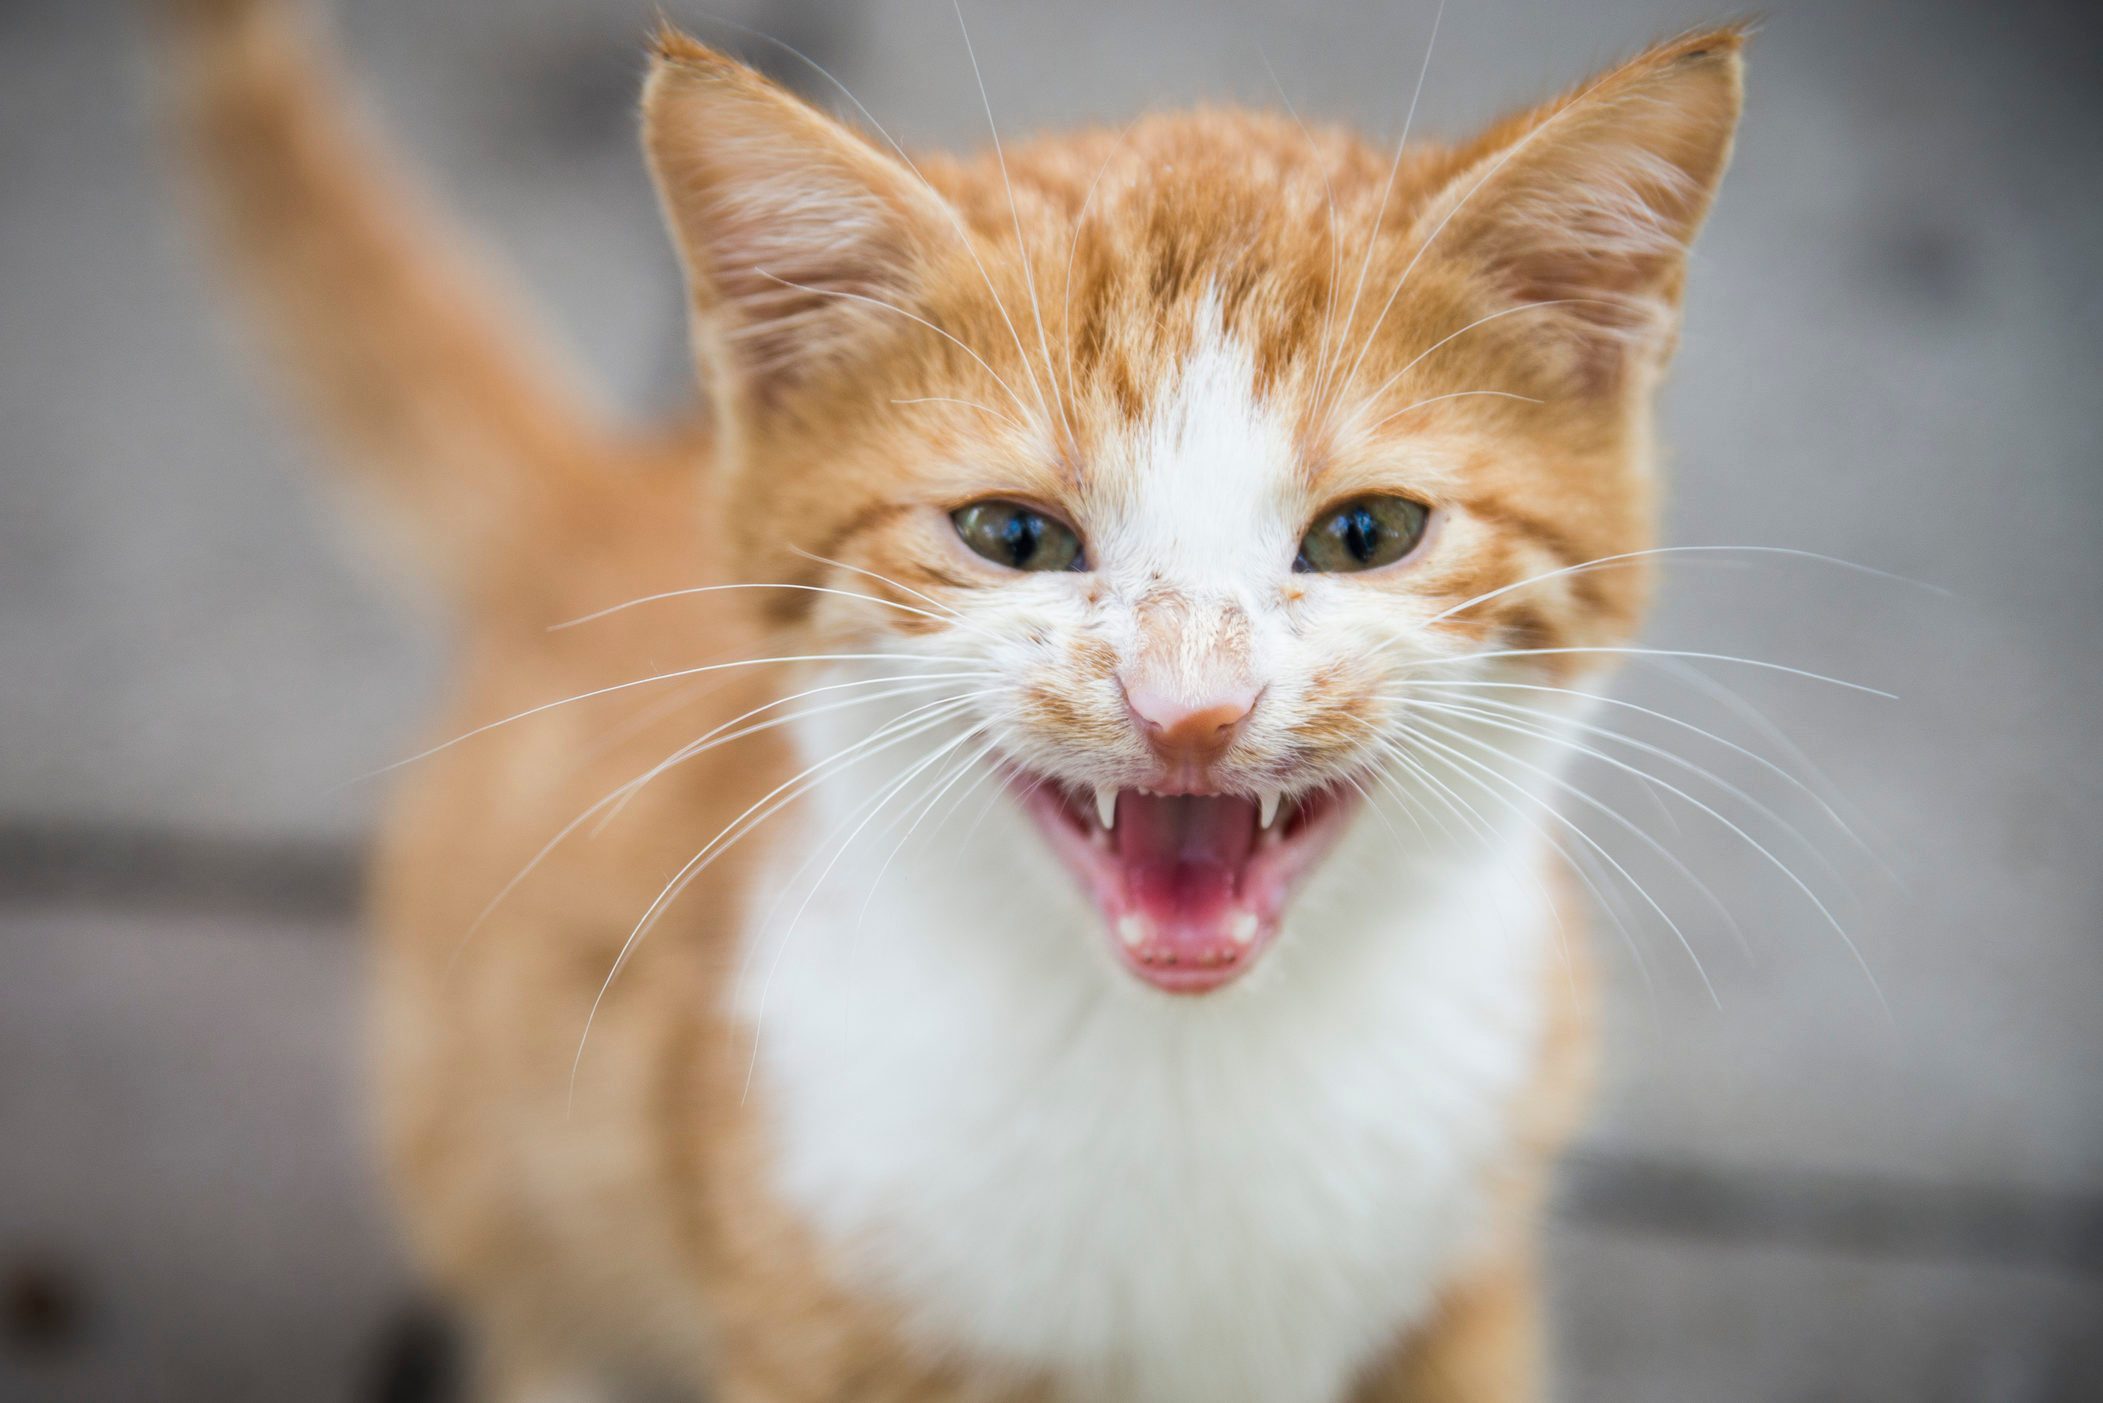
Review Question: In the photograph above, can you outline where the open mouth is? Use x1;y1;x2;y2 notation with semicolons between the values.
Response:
1015;776;1358;994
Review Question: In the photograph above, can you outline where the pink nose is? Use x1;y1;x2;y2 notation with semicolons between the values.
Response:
1122;682;1259;768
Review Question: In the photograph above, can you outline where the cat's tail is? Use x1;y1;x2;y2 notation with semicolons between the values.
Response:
157;0;620;587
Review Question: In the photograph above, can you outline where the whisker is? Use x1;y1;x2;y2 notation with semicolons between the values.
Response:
1395;717;1721;1004
1404;678;1872;860
1396;736;1640;997
740;719;989;1101
855;736;1003;929
1355;299;1599;409
445;675;986;974
1400;699;1756;957
551;581;985;635
1352;712;1591;988
1361;388;1542;432
572;695;994;1111
1651;655;1899;881
586;674;1000;838
1392;645;1897;698
1375;730;1639;999
353;650;980;782
755;270;1038;424
1413;705;1889;1016
1058;118;1140;419
1320;0;1447;416
695;7;1060;450
891;396;1029;433
789;546;969;622
1401;692;1851;892
1259;49;1344;420
954;1;1072;450
1328;60;1633;417
1423;544;1945;630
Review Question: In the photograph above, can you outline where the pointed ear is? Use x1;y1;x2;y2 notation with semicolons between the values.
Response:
641;31;954;408
1421;28;1747;390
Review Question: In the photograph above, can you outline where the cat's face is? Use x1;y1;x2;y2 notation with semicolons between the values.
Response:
645;30;1742;991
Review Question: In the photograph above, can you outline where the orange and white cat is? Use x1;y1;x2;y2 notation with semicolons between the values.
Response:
166;2;1743;1398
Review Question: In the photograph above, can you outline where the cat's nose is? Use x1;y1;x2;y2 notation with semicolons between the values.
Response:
1122;681;1259;770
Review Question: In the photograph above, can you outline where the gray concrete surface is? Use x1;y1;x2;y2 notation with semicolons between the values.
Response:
3;0;2100;1397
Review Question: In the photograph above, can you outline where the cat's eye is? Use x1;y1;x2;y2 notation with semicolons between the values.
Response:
951;500;1085;572
1296;496;1430;574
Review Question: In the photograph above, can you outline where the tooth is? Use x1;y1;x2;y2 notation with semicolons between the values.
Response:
1095;785;1118;831
1227;911;1259;946
1258;791;1282;830
1118;915;1148;949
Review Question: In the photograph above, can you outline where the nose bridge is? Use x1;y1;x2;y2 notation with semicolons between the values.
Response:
1127;585;1256;699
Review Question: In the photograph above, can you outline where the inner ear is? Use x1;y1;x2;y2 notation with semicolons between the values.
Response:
1417;29;1747;391
641;31;957;407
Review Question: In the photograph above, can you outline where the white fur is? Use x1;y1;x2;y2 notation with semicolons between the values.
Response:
739;767;1551;1403
736;308;1568;1402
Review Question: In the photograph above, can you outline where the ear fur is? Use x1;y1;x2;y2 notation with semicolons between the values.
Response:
1422;28;1747;389
641;30;955;412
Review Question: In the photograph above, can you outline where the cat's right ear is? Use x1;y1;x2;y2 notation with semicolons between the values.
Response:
642;31;955;414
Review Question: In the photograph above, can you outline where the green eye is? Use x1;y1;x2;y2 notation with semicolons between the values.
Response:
1296;496;1430;573
951;500;1085;572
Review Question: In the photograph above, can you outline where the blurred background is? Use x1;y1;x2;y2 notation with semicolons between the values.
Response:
3;0;2100;1398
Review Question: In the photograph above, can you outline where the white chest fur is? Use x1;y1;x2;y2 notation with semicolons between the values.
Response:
734;754;1553;1403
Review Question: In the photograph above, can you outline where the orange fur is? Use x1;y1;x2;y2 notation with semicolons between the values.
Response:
163;3;1742;1397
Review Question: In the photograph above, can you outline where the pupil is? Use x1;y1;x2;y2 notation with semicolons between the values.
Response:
1344;507;1380;563
1002;512;1041;567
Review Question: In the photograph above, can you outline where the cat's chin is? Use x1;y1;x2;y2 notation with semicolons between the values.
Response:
1011;773;1358;994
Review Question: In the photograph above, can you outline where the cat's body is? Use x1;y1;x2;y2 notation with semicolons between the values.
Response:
166;3;1740;1398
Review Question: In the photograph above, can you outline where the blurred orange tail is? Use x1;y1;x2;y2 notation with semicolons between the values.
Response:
160;0;613;585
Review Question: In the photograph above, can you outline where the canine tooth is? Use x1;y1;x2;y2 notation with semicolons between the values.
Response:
1117;915;1148;949
1095;785;1118;830
1258;790;1282;829
1227;911;1259;946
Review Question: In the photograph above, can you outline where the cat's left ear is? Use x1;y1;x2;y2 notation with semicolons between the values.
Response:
641;29;954;411
1421;27;1747;391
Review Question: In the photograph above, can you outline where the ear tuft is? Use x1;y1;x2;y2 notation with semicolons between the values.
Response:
641;31;953;408
1422;26;1748;389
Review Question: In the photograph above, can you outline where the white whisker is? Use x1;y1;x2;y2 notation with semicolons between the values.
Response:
1394;645;1897;698
353;650;979;782
1058;119;1139;418
571;694;995;1111
1401;693;1851;893
1362;388;1541;432
1320;0;1446;415
755;270;1038;424
1399;706;1750;963
789;546;969;622
1396;716;1720;1004
891;396;1029;433
551;581;986;635
1356;298;1599;409
742;718;989;1100
1329;61;1632;415
1424;544;1945;629
954;0;1071;449
1404;678;1871;862
1412;704;1889;1016
447;673;986;972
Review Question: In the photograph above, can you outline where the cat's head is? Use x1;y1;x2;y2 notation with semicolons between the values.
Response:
643;28;1743;992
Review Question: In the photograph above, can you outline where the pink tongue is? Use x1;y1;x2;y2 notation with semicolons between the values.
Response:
1115;794;1259;940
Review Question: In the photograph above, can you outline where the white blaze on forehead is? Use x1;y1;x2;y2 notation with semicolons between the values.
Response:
1095;290;1299;592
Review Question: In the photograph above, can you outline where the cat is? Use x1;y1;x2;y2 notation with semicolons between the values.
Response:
165;1;1743;1398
